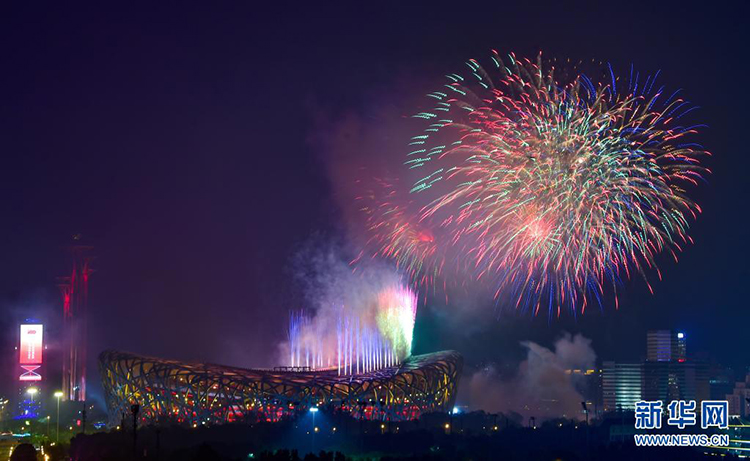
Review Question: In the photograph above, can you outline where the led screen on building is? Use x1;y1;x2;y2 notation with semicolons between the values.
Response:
19;324;43;381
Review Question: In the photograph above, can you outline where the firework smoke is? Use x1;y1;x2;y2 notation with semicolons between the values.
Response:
465;333;596;423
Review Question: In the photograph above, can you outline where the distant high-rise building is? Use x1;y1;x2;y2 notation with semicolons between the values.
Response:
708;364;735;401
643;330;709;408
602;329;711;415
727;374;750;418
602;361;643;412
17;322;44;419
646;330;686;362
643;360;709;404
58;245;93;402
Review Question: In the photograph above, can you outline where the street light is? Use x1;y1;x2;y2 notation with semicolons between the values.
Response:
309;406;318;453
25;388;38;437
54;391;63;442
581;401;589;425
581;401;590;453
26;388;38;415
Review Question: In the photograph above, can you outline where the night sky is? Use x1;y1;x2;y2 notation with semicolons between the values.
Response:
1;3;748;400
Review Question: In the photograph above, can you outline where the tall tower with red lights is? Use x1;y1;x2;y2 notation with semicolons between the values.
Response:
58;244;93;402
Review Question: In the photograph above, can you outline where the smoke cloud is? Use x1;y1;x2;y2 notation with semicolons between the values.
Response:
465;333;596;423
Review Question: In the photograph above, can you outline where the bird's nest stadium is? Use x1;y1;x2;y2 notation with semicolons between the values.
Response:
99;350;462;426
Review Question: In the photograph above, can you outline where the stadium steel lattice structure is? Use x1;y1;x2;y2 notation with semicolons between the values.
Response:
99;350;462;426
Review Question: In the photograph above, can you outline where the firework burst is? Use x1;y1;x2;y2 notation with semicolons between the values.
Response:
358;178;447;288
372;51;709;316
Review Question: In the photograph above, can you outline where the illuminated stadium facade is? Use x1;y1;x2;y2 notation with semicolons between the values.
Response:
99;350;462;426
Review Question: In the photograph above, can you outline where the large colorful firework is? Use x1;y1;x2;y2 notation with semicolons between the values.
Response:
371;51;708;316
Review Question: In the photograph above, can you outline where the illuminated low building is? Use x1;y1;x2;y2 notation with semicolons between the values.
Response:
99;350;462;426
602;361;642;412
